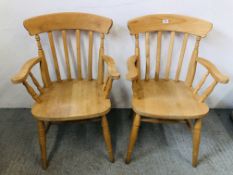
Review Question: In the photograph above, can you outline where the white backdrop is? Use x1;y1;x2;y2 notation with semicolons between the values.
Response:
0;0;233;108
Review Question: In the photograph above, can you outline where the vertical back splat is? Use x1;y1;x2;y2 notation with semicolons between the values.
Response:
155;31;162;80
48;32;61;81
165;31;175;80
88;31;93;80
76;30;82;80
62;30;72;80
175;33;189;81
145;32;150;80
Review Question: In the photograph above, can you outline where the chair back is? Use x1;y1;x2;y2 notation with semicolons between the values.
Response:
24;12;113;86
128;14;212;85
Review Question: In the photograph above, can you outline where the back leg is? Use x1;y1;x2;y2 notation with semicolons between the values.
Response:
185;119;193;130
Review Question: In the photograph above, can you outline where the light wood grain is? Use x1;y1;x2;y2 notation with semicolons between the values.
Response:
155;31;162;80
199;80;217;102
11;57;41;84
37;121;48;169
192;119;202;167
132;80;209;119
185;37;201;87
24;12;113;35
48;32;61;81
98;34;105;84
29;72;43;94
165;31;175;80
126;55;138;80
102;55;120;80
128;14;212;37
132;80;143;99
104;77;113;99
23;81;41;103
12;13;118;169
103;75;110;92
32;80;111;121
62;30;72;80
126;14;228;166
193;71;209;95
35;35;51;87
88;31;93;80
175;33;189;81
135;34;141;80
101;115;114;162
145;32;150;80
141;118;188;124
76;30;82;80
197;57;229;83
125;114;141;164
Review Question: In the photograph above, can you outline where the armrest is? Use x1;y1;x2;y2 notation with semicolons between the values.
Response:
126;55;138;80
196;57;229;84
102;55;120;80
11;57;41;84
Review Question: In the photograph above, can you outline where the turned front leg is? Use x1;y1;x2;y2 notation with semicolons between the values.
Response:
101;115;114;162
37;121;48;169
192;118;202;167
125;114;141;164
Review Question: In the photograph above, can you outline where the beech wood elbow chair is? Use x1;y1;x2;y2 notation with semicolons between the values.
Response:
125;14;229;167
11;12;120;169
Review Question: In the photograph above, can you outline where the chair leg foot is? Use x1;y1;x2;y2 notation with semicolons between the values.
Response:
38;121;48;169
192;118;202;167
101;115;114;163
125;114;141;164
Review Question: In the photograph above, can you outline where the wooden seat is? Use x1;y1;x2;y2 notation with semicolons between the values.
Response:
125;14;229;167
132;80;209;119
32;80;111;121
11;12;120;169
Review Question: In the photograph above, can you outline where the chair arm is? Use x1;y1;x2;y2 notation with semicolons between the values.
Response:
11;57;41;84
102;55;120;80
126;55;138;80
196;57;229;84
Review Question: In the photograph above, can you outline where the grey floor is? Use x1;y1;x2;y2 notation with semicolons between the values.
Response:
0;109;233;175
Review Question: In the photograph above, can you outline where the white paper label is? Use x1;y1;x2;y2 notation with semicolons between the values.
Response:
162;19;169;24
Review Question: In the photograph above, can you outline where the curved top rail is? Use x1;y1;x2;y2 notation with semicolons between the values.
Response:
128;14;213;37
24;12;113;35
